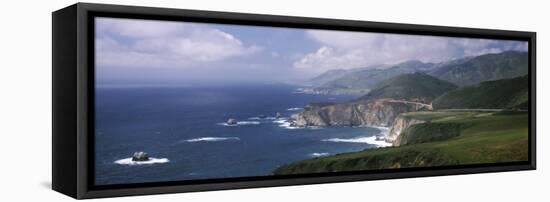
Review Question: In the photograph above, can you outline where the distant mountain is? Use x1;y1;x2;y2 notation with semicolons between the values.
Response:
428;51;528;86
432;75;528;110
304;51;528;96
394;60;437;71
308;64;389;87
319;60;435;89
358;72;457;104
308;69;352;86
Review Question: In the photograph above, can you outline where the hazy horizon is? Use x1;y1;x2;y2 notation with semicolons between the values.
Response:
95;17;528;86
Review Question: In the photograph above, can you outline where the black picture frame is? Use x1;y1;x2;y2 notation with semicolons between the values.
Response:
52;2;536;199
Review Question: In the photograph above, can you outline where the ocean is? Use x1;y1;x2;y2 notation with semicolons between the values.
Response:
95;84;389;185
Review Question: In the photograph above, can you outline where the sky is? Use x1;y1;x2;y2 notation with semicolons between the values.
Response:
95;17;528;86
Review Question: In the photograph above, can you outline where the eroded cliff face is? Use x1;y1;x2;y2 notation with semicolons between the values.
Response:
385;116;425;146
290;99;429;128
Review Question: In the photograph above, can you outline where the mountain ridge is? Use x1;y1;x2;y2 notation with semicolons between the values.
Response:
432;75;528;110
306;51;528;93
358;72;457;104
427;51;528;86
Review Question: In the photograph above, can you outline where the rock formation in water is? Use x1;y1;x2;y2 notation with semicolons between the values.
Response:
226;118;238;125
132;152;150;161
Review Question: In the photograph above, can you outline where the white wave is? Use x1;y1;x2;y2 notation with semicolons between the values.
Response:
217;121;260;126
184;137;240;142
217;123;238;127
237;121;260;125
114;157;169;165
272;118;287;124
311;152;329;157
274;118;321;130
278;121;301;129
322;136;392;147
287;107;304;111
248;116;276;120
371;126;390;135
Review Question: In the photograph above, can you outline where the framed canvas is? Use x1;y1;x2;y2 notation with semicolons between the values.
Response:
52;3;536;199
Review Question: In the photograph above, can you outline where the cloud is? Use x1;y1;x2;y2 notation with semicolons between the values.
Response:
95;17;261;68
293;46;371;71
294;30;528;72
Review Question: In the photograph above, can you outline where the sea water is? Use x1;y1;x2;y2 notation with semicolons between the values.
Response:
95;84;388;185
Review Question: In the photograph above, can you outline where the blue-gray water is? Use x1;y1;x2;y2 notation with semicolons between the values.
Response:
95;84;384;185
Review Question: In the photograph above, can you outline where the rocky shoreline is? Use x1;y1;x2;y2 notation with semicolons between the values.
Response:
385;116;425;146
286;98;430;145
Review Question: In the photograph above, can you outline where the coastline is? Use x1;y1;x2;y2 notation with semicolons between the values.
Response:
272;111;529;175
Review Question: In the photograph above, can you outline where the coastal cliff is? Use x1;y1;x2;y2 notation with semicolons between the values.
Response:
273;111;529;175
386;112;466;146
385;115;425;145
271;52;529;175
288;101;448;147
289;99;430;128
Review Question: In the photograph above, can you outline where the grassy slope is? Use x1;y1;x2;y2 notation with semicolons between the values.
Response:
432;75;528;110
322;66;413;89
320;61;431;89
428;51;528;86
273;111;528;174
358;72;457;103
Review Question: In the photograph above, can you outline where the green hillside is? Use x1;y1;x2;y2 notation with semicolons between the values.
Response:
273;111;528;174
308;69;353;86
429;51;528;86
432;75;528;110
358;72;457;103
318;60;433;89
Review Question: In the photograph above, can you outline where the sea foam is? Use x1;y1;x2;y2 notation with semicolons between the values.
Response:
237;121;261;125
287;107;304;111
311;152;329;157
273;118;301;129
273;118;321;130
217;121;261;126
322;136;392;147
279;122;301;129
371;126;390;135
248;117;277;120
272;119;287;124
184;137;240;142
114;157;169;165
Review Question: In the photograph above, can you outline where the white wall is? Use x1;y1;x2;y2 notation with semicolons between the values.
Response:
0;0;546;201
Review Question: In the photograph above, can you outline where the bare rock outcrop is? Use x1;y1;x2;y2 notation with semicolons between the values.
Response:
385;116;425;146
289;99;429;128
